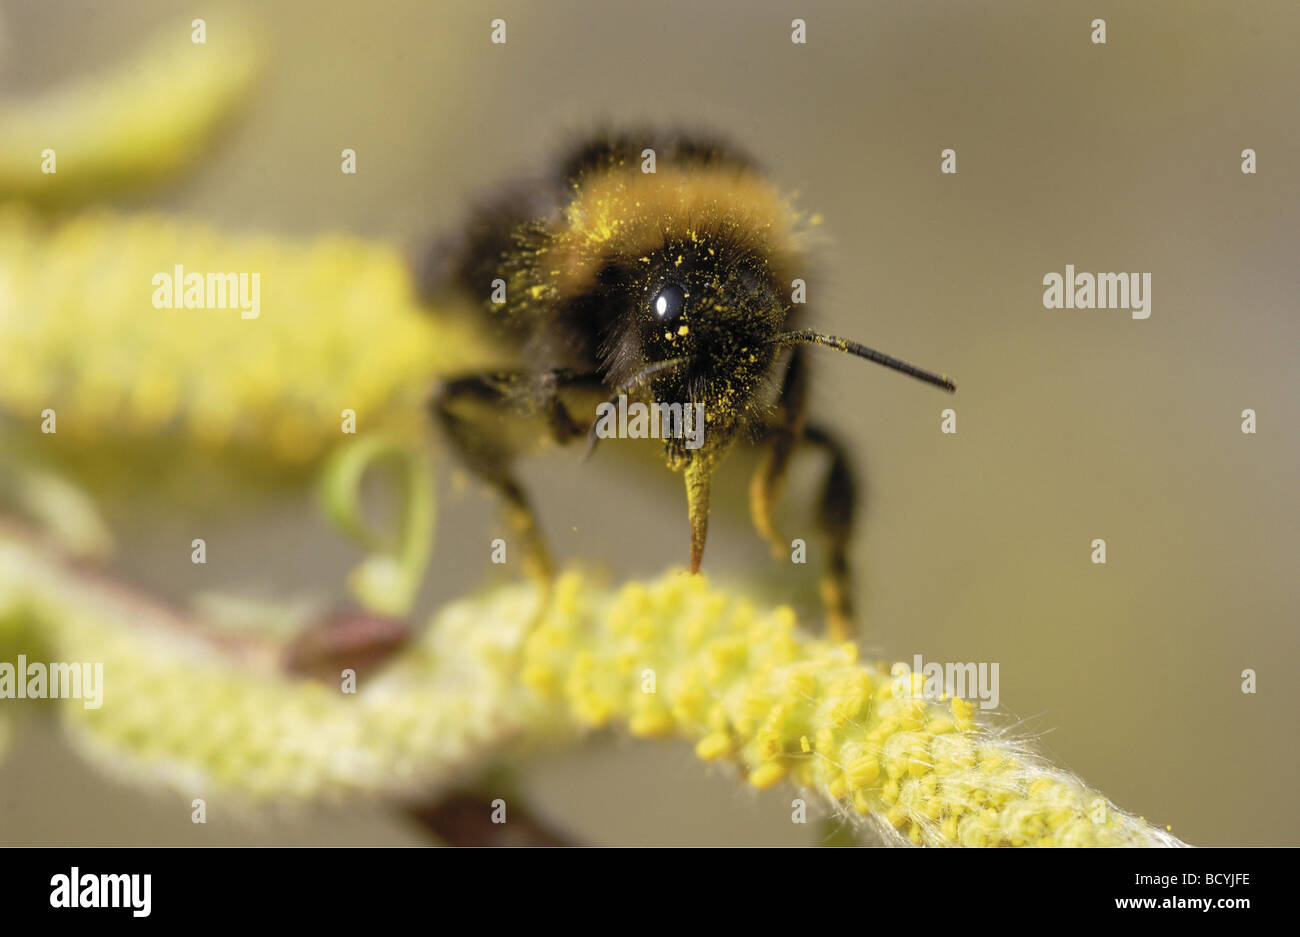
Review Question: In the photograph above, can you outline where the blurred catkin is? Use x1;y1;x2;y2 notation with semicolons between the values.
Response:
0;18;261;205
0;18;503;483
0;206;503;480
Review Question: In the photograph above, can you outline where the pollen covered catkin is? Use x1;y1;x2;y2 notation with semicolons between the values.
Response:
1;527;1183;846
523;572;1183;847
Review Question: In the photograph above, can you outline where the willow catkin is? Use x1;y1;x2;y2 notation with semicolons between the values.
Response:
0;527;1184;846
0;207;502;477
0;18;260;204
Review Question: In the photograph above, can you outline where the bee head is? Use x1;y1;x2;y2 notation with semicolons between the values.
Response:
598;232;787;464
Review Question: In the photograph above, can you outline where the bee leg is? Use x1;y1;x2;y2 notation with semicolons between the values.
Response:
749;348;809;558
685;456;714;574
750;429;799;559
498;478;554;582
432;370;604;586
801;423;859;643
431;375;555;585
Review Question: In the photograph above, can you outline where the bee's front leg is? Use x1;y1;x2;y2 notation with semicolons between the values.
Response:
431;370;601;586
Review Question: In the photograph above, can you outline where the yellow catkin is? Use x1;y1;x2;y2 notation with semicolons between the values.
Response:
0;207;504;478
695;731;733;761
0;20;262;204
846;753;881;791
0;533;1185;846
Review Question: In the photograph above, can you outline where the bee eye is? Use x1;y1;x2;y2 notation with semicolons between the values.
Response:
652;284;686;321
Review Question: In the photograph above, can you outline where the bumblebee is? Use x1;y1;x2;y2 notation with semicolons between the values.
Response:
423;131;954;640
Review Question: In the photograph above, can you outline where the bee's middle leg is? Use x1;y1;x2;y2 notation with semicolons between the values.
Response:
751;423;861;642
801;423;859;643
748;350;861;641
749;348;809;557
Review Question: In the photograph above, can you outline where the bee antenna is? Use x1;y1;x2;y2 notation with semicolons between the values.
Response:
771;329;956;392
583;357;691;461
